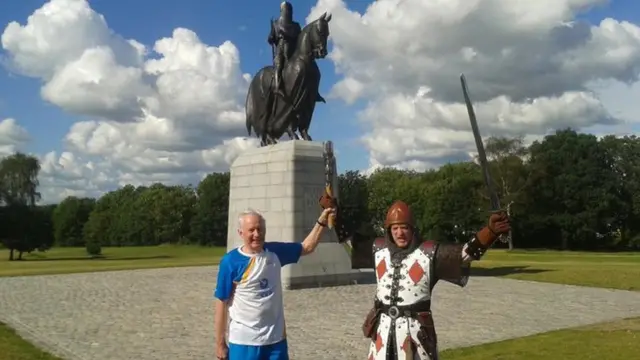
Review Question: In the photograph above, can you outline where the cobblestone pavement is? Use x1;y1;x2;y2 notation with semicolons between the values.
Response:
1;266;640;360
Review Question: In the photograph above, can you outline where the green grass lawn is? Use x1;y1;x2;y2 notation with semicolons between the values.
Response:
0;323;63;360
442;317;640;360
0;245;226;277
472;249;640;291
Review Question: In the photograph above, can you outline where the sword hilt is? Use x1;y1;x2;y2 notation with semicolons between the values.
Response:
322;141;336;230
488;208;509;243
325;185;335;229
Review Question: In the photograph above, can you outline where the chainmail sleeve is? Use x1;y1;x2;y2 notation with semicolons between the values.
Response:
432;242;470;288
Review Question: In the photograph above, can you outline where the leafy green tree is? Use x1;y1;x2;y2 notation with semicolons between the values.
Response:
0;152;48;260
134;183;196;244
82;210;109;251
521;129;622;250
482;135;531;249
109;185;156;246
52;196;96;246
599;135;640;249
419;162;484;243
86;237;102;257
83;185;138;247
337;170;371;237
0;152;41;206
189;172;230;246
0;204;54;260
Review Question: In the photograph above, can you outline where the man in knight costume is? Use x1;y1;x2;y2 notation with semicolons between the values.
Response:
268;1;301;98
358;200;511;360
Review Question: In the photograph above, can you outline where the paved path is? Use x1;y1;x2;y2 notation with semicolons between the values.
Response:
1;266;640;360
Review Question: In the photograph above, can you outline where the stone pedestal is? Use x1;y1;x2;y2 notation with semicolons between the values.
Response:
226;140;373;289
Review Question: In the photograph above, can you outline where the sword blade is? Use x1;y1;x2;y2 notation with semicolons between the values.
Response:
460;74;501;211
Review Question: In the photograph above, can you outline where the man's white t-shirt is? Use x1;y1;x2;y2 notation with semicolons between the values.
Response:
214;242;303;346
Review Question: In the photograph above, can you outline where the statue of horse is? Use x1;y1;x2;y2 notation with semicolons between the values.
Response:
246;12;332;146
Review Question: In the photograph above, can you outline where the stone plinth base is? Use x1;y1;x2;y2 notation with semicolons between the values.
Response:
226;140;372;289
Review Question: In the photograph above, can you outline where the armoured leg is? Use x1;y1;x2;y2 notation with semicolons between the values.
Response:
274;65;284;96
283;42;292;63
301;129;312;141
285;125;299;140
274;44;286;97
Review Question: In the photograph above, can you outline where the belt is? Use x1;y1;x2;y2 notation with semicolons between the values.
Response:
377;300;431;320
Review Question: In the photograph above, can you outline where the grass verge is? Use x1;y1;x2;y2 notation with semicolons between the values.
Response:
0;245;226;277
472;249;640;291
442;317;640;360
0;322;63;360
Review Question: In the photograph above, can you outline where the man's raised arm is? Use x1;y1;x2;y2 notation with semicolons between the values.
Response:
429;212;511;288
301;207;334;256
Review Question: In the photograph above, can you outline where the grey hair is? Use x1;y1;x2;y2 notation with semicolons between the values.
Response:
237;208;266;230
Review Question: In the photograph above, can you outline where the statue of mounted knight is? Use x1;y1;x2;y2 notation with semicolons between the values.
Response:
245;2;331;147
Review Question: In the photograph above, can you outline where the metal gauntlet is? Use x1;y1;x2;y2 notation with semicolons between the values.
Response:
463;235;487;260
463;227;497;261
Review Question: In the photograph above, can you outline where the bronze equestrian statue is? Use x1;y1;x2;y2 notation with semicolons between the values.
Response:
246;2;330;147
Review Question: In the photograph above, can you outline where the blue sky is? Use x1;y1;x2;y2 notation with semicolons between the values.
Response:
0;0;377;172
1;0;639;177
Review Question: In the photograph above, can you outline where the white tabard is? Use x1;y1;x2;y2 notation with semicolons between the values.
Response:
366;239;470;360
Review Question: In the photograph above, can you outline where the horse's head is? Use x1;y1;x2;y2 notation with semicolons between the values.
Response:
306;12;332;59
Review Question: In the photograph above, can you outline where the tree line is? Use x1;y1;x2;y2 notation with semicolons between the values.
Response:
1;129;639;260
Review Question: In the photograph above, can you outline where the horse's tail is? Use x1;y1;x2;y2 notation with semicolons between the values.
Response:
245;66;277;139
245;112;253;136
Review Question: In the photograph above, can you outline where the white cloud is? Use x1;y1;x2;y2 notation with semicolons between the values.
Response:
4;0;640;202
308;0;640;171
1;0;258;202
588;78;640;124
0;118;30;156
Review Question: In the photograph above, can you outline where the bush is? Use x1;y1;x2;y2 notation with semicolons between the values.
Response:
86;240;102;257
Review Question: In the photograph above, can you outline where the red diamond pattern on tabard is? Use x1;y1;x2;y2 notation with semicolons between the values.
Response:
408;260;425;284
376;258;387;280
375;332;384;352
368;354;374;360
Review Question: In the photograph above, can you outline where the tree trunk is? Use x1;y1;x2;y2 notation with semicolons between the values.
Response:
506;201;514;250
561;229;569;250
18;251;23;260
9;249;14;261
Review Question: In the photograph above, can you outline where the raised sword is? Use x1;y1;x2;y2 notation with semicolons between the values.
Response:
460;73;508;243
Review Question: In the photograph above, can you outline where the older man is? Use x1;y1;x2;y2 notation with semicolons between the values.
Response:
214;206;335;360
359;200;511;360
